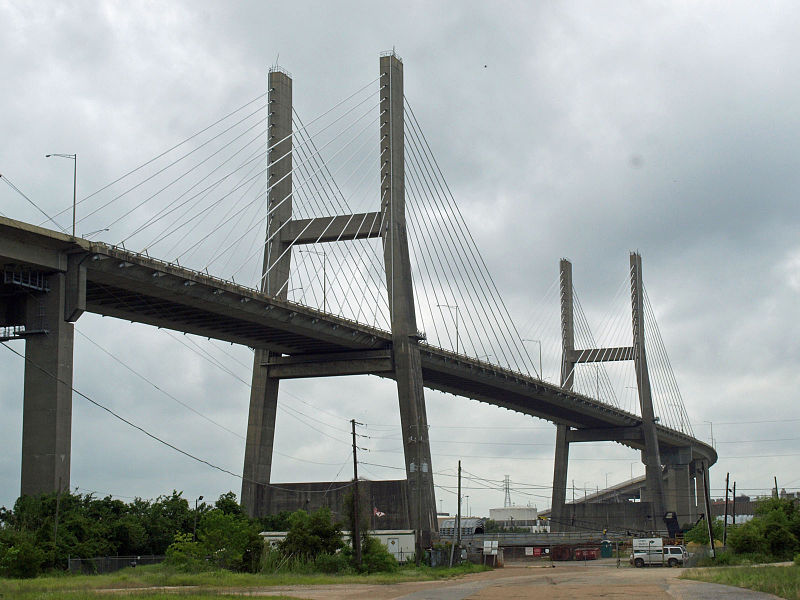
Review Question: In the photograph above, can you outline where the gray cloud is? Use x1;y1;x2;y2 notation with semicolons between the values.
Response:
2;0;799;516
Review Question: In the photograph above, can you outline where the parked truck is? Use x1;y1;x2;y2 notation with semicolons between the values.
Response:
629;537;688;568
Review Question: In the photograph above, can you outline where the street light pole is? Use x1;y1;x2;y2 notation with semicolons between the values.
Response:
299;249;327;312
437;304;459;354
193;495;204;541
522;339;543;380
704;421;714;448
46;153;77;237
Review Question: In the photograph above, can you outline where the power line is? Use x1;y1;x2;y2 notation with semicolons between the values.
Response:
0;341;350;486
75;328;244;440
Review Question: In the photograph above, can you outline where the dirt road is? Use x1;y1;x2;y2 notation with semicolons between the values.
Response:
239;561;782;599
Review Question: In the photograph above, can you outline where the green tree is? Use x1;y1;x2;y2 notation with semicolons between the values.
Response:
359;535;398;573
198;509;255;569
0;529;46;578
279;508;344;561
684;517;723;545
259;510;293;532
761;509;798;559
215;491;244;517
727;520;767;555
141;491;192;554
165;532;207;571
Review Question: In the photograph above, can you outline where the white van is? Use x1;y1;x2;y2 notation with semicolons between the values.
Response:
630;545;688;567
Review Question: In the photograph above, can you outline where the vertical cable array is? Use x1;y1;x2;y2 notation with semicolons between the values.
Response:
642;286;693;435
28;68;695;438
571;290;621;408
402;98;537;376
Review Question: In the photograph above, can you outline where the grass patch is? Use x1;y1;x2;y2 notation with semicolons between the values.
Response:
0;562;490;597
692;550;775;567
682;564;800;600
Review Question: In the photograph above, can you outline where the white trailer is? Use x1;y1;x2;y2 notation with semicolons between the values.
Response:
370;530;416;563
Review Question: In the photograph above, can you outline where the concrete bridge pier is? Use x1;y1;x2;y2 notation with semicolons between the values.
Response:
662;447;695;527
18;257;85;496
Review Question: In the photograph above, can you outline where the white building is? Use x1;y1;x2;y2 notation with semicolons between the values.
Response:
489;506;548;532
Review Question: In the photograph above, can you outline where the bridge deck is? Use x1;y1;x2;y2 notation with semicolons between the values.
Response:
0;216;716;465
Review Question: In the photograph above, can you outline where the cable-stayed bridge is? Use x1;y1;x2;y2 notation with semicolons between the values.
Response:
0;53;715;547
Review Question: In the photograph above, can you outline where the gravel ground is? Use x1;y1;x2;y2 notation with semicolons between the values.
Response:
218;561;784;599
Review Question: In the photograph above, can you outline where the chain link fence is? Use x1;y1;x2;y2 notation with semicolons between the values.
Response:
68;555;165;574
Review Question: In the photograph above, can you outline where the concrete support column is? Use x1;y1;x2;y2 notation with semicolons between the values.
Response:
242;68;293;517
551;424;570;532
21;272;73;496
688;469;698;523
630;252;665;529
550;259;574;533
664;464;692;526
693;460;707;520
379;53;437;544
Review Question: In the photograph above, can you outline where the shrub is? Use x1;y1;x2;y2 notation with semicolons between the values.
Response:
0;530;46;578
164;532;207;572
279;508;344;561
315;551;352;574
236;529;266;573
763;521;798;560
727;521;768;555
794;552;800;566
685;518;723;545
359;536;398;573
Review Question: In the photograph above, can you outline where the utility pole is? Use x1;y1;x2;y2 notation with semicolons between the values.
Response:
416;422;422;565
723;473;730;546
450;460;461;567
701;463;715;559
774;476;779;499
351;419;362;567
53;477;62;566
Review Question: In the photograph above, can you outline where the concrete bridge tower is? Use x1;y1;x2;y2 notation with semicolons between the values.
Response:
241;54;437;546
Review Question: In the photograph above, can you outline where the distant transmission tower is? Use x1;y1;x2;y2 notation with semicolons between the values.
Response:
503;475;512;507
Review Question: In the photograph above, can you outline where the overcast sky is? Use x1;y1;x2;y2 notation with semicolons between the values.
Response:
2;1;800;519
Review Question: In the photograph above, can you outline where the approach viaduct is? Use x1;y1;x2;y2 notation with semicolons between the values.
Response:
0;216;716;531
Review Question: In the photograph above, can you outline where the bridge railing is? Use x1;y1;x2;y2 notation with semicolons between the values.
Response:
92;241;392;339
